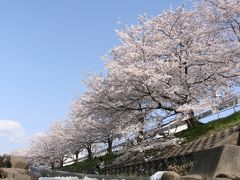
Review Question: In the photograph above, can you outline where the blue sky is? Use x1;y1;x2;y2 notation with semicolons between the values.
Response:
0;0;191;154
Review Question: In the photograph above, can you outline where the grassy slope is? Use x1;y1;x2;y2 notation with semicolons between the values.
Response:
58;153;117;173
60;111;240;173
176;111;240;142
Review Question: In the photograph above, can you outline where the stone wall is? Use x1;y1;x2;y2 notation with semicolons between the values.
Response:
189;145;240;178
103;124;240;177
103;153;194;176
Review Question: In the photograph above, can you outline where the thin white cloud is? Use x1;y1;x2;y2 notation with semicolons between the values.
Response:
0;120;27;142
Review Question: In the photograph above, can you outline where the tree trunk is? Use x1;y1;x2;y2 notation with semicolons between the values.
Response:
86;145;92;160
75;151;79;163
136;115;145;143
107;138;113;155
59;157;64;168
185;110;197;128
50;162;55;170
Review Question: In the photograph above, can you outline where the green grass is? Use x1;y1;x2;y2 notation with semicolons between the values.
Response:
59;153;117;173
176;111;240;142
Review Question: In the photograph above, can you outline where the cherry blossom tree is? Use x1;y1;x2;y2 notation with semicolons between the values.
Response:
103;7;240;128
63;119;84;163
70;95;124;155
81;77;150;142
28;132;56;169
67;107;99;160
47;121;70;168
28;121;69;168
